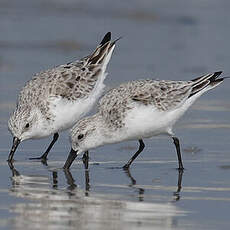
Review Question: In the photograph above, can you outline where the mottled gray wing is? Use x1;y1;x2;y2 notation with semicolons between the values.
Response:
98;79;193;129
45;61;104;101
130;80;193;111
17;61;103;104
17;33;114;105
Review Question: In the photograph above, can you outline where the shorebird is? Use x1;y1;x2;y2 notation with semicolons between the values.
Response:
8;32;117;162
64;71;224;170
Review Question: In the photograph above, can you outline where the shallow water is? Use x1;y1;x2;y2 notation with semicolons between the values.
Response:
0;0;230;229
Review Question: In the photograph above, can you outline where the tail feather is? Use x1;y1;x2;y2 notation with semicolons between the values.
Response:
89;44;109;64
88;32;111;59
189;71;223;98
191;73;212;83
99;32;111;46
88;32;118;65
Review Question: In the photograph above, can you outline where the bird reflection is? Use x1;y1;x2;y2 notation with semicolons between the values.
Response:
52;152;90;195
52;171;58;189
123;167;184;202
123;168;144;201
8;157;183;203
34;150;90;194
173;170;184;201
8;161;20;177
64;169;77;191
7;161;186;230
124;168;136;185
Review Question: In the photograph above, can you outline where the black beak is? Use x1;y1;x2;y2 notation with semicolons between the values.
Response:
8;137;21;162
63;148;78;170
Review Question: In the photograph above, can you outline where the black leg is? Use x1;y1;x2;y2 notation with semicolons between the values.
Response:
82;151;89;170
123;139;145;169
82;151;90;195
172;136;184;170
29;133;59;162
177;170;183;193
63;148;78;170
84;169;90;196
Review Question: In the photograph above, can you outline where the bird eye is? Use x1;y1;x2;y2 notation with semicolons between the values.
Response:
25;123;30;128
77;134;84;140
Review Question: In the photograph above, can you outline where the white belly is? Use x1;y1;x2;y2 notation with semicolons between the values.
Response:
122;88;207;141
49;74;106;133
50;98;93;132
123;102;191;140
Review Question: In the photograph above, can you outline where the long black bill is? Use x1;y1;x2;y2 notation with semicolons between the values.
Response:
8;137;21;162
63;148;78;170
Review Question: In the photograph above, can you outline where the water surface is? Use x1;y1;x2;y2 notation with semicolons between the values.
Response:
0;0;230;229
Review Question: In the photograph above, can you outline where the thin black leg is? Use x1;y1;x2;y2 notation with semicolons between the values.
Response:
172;136;184;170
82;151;89;170
29;133;59;162
177;170;183;193
82;151;90;195
84;170;90;196
63;148;78;170
123;139;145;169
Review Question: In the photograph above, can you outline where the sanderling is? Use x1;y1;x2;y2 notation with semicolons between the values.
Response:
64;71;224;170
8;32;118;162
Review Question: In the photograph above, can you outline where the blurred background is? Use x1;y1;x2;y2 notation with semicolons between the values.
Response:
0;0;230;230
